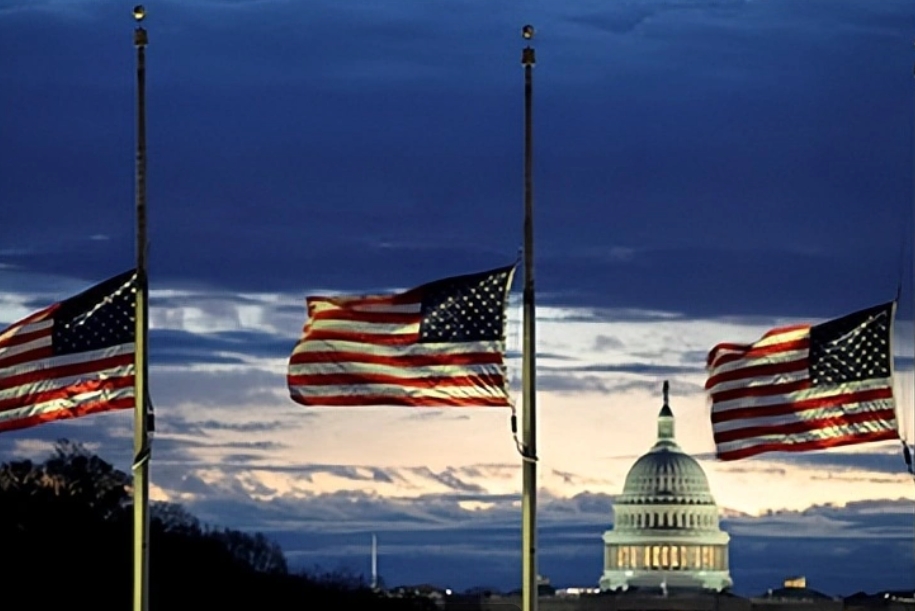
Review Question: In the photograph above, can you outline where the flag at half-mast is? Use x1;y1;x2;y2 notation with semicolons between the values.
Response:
0;270;139;433
287;264;517;407
705;301;899;461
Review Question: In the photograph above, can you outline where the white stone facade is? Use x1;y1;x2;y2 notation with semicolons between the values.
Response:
599;383;733;592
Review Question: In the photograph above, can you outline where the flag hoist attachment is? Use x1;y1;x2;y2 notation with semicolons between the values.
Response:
506;248;536;463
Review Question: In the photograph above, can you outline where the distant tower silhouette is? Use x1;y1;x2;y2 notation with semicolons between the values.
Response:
371;534;378;590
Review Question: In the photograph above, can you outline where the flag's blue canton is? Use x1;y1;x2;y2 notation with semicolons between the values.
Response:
809;302;893;386
51;271;138;356
419;267;513;343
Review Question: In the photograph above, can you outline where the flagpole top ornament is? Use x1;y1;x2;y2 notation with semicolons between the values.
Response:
521;25;535;66
133;5;148;46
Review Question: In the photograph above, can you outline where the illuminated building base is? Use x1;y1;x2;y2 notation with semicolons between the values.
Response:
599;567;733;592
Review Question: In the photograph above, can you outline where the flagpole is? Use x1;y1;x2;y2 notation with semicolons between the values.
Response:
520;24;538;611
132;6;151;611
910;53;915;593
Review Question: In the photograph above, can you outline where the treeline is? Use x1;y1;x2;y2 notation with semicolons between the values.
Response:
0;440;434;611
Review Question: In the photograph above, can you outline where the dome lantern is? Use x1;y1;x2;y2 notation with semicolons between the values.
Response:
658;380;674;442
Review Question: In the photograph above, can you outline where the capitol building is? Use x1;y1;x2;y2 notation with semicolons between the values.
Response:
599;382;732;592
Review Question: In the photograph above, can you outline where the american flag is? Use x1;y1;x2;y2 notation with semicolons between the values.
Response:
705;301;899;461
0;270;138;433
287;264;517;407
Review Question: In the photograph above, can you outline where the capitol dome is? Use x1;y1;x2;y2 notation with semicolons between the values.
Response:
619;437;714;505
599;382;732;592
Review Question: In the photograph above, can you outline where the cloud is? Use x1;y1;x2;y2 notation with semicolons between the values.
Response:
148;328;292;365
399;410;471;422
602;377;706;396
147;367;288;409
544;363;702;375
561;0;753;36
593;335;625;351
409;467;486;494
178;419;296;434
536;374;611;394
760;448;909;476
157;483;913;594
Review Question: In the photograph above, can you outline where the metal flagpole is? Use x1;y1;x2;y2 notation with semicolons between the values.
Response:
132;6;151;611
910;52;915;594
520;24;539;611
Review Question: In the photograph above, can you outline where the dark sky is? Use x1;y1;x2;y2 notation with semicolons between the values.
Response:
2;0;913;318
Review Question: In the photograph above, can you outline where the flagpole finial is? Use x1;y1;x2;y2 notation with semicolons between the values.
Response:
133;5;147;46
521;25;535;67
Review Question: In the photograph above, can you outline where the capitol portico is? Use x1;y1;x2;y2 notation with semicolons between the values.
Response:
599;382;732;592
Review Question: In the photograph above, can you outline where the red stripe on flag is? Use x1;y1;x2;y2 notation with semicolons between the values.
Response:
0;326;52;350
716;429;899;461
289;351;503;367
711;387;895;425
308;291;421;310
706;337;810;372
705;357;809;390
0;306;56;341
0;353;134;394
713;407;898;444
0;395;135;434
710;378;812;404
309;309;421;325
287;372;504;388
0;345;54;369
303;330;421;345
289;394;511;407
0;374;135;414
706;324;810;367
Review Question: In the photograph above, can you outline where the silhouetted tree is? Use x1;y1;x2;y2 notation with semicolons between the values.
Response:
211;527;288;574
43;439;132;517
0;441;431;611
150;501;202;536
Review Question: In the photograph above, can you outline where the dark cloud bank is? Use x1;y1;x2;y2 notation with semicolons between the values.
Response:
2;0;914;320
181;488;914;596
